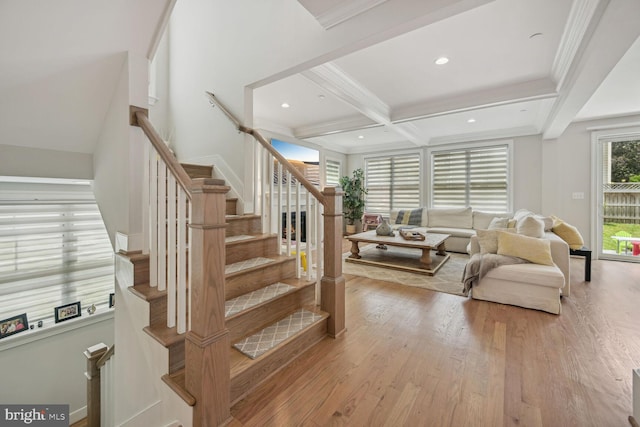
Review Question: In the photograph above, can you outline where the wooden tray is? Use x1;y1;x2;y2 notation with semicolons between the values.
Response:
399;229;426;241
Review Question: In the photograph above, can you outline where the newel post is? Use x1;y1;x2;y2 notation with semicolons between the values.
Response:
321;187;346;337
185;178;231;427
84;343;108;427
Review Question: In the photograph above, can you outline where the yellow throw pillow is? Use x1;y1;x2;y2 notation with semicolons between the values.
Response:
497;232;554;265
552;220;584;250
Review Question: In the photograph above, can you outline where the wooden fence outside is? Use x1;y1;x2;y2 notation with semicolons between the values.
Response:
603;183;640;224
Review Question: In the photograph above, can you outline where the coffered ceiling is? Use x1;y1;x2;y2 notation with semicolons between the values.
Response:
254;0;640;153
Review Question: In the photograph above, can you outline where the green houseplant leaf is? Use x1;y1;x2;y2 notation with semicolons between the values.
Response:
338;168;368;225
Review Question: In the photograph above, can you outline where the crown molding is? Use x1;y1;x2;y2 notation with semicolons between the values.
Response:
428;126;540;146
311;0;390;30
392;78;558;123
294;115;378;139
551;0;607;91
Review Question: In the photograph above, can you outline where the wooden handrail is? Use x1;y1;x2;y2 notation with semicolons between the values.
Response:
96;344;115;369
131;106;193;198
205;92;326;205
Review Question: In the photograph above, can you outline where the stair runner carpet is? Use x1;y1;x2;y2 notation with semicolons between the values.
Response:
225;257;274;274
233;309;323;359
225;282;295;317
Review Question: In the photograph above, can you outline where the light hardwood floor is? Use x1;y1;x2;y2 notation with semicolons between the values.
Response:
230;240;640;426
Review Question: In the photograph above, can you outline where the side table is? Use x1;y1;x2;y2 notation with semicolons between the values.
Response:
569;247;591;282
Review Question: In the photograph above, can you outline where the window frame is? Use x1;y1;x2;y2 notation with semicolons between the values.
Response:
363;150;423;216
427;140;513;213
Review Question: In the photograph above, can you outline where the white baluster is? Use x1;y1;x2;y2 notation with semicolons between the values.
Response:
149;150;158;287
157;160;167;291
295;181;301;278
278;162;283;255
167;174;177;328
177;189;187;334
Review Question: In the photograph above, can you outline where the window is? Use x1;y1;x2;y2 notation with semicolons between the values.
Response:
365;153;421;215
325;159;341;187
0;178;114;326
430;143;510;212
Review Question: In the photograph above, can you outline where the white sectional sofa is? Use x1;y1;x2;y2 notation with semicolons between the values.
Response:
389;206;510;253
388;207;573;313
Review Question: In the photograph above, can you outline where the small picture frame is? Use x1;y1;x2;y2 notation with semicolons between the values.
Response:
54;302;81;323
109;293;115;308
0;313;29;339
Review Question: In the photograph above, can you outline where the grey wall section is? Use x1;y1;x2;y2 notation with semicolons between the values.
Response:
0;144;93;179
0;316;114;424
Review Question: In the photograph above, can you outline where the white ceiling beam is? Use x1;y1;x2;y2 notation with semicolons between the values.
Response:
294;115;378;139
543;0;640;139
301;62;428;145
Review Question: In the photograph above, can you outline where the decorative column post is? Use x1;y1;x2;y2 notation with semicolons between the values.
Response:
84;343;108;427
321;187;346;337
185;178;231;427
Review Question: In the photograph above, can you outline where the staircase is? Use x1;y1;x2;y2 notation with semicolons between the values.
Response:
124;163;330;412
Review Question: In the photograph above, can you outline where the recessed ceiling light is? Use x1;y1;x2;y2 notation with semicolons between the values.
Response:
520;109;528;113
467;118;476;123
281;103;290;108
434;57;449;65
358;135;364;139
318;95;325;100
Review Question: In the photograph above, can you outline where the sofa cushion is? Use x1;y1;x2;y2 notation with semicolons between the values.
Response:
485;263;565;288
427;227;476;239
473;210;511;229
535;215;554;231
497;232;554;266
394;208;425;226
428;207;473;229
517;216;545;238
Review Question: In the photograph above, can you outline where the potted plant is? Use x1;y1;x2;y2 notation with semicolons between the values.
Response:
339;168;368;234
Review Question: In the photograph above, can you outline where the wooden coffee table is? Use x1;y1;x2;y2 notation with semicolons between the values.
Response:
346;229;450;276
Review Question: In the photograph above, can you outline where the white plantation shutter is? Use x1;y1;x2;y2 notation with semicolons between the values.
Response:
365;153;421;215
325;159;341;187
431;144;509;212
0;179;114;325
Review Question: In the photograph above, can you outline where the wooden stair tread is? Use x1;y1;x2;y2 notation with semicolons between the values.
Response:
162;370;196;406
180;163;213;179
225;233;277;246
143;324;184;347
226;214;260;221
129;283;166;302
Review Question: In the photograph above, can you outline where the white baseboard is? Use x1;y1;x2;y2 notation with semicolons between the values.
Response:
70;405;87;424
115;232;144;253
182;154;245;212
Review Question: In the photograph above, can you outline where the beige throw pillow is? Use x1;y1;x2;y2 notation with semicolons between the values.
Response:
476;229;515;254
497;232;554;265
488;217;510;229
517;216;545;238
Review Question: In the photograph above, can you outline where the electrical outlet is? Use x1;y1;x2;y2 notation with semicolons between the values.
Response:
572;192;585;199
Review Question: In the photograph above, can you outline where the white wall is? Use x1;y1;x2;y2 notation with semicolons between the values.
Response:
0;315;114;424
543;113;640;247
0;144;93;179
165;0;490;198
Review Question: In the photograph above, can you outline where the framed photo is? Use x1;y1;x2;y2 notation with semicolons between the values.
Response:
109;293;115;308
0;313;29;339
54;302;81;323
